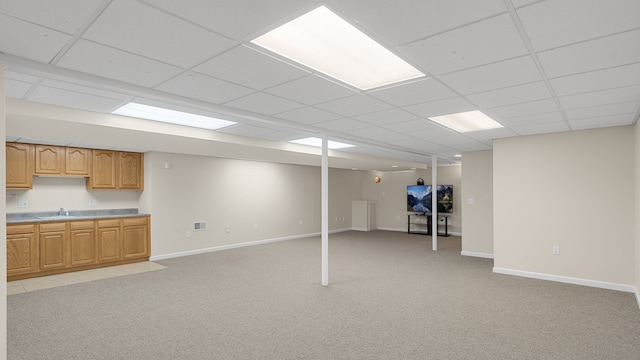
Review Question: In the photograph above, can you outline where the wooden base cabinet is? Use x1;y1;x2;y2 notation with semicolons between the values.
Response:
7;224;38;277
7;216;150;281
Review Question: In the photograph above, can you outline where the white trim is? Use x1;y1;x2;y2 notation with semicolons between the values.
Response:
461;251;494;259
635;288;640;310
351;227;370;232
493;267;636;293
150;229;350;261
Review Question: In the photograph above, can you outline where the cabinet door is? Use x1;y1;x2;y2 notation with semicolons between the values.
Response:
39;223;68;270
7;224;38;276
89;150;116;189
69;221;96;266
122;217;149;259
118;152;143;190
65;147;91;176
6;142;34;189
97;220;121;262
35;145;64;175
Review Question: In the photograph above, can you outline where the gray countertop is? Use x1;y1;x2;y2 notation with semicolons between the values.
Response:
7;208;149;224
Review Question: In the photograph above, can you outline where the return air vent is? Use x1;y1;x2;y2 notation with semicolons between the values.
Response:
193;221;207;231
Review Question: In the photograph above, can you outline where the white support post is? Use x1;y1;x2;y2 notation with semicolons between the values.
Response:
431;156;437;251
321;135;329;286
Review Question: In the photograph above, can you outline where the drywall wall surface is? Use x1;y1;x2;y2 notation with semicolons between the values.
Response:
494;126;634;285
461;150;493;257
145;152;360;257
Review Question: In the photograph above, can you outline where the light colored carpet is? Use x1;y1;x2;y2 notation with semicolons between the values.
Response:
8;230;640;359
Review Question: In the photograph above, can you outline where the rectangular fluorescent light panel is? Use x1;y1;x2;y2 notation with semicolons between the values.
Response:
251;6;424;90
112;103;237;130
428;110;503;133
289;137;355;149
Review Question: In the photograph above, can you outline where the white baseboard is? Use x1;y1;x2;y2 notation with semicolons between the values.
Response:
461;251;494;259
635;288;640;310
493;267;636;293
150;229;350;261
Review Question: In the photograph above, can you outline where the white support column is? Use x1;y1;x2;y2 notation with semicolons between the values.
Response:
321;135;329;286
431;156;438;251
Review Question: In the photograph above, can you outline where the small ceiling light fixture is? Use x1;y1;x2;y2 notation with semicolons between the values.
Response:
289;137;355;149
112;103;237;130
251;6;424;90
428;110;503;133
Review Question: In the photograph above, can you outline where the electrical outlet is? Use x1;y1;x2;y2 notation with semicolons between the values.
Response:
552;246;560;255
254;223;258;230
299;220;303;226
225;225;231;233
186;231;191;238
89;199;97;206
18;200;28;208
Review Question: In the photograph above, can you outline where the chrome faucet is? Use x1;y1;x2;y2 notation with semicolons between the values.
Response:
58;207;68;216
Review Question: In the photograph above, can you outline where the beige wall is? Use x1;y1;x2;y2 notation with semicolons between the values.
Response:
494;126;635;286
360;166;462;234
145;152;361;258
461;150;493;257
1;66;8;360
6;177;141;213
635;122;640;302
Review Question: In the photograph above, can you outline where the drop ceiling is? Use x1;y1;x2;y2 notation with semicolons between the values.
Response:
1;0;639;171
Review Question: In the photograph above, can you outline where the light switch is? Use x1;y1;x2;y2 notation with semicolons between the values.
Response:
467;198;475;205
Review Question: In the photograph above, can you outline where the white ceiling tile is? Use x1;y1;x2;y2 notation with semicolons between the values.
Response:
194;46;309;90
550;62;640;96
28;86;127;113
275;107;342;124
147;0;318;41
511;121;570;135
565;101;640;120
354;108;419;126
0;0;103;34
381;118;434;132
0;14;72;63
398;14;528;75
404;97;476;118
463;127;519;141
569;113;636;130
343;126;394;139
559;85;640;109
439;56;542;95
265;75;356;105
538;29;640;78
498;112;565;127
314;118;369;132
367;78;457;106
510;0;540;7
82;0;236;68
57;39;184;87
518;0;640;51
258;129;314;142
4;79;33;98
366;131;415;143
484;99;559;120
224;92;304;115
466;81;551;108
218;124;274;137
332;0;506;45
155;71;254;104
315;94;392;117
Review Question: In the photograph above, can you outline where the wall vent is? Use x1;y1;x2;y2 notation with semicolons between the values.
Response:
193;221;207;231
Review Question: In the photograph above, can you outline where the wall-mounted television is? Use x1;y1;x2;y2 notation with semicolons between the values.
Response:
407;185;453;213
407;185;432;213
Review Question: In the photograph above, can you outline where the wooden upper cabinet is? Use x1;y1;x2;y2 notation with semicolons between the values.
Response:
65;147;91;176
34;145;64;175
118;152;143;190
35;145;91;176
6;142;34;189
89;150;117;189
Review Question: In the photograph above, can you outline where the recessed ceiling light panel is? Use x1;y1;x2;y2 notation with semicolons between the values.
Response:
251;6;424;90
112;103;237;131
428;110;503;133
289;137;355;149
